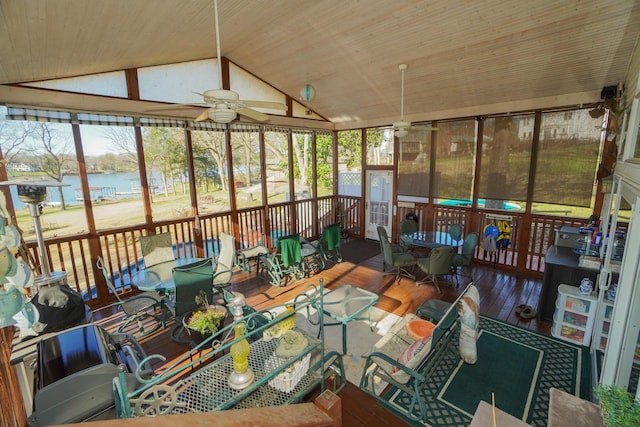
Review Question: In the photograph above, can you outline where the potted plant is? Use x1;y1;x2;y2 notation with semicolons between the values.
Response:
183;291;227;343
594;384;640;427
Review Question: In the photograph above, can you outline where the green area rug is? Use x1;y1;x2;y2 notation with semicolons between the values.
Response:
340;239;380;264
382;315;591;427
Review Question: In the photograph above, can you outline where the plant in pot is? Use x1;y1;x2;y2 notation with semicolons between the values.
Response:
183;291;227;344
594;384;640;427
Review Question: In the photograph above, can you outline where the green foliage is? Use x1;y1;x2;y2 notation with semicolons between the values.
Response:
186;290;226;335
595;384;640;427
186;307;226;335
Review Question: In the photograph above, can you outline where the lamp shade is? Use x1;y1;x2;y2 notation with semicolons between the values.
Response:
208;108;237;123
395;129;409;138
300;84;315;102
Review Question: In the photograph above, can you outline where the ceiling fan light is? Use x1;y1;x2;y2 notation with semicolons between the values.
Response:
208;108;237;123
395;129;409;138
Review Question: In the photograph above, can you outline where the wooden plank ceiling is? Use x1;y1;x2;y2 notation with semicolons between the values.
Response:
0;0;639;130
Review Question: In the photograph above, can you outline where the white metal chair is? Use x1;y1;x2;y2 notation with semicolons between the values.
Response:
213;232;236;290
140;232;174;267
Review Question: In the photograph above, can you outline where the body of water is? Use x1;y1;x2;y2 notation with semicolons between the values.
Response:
8;172;158;210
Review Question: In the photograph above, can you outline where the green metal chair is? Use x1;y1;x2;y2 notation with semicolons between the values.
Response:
96;256;163;337
416;245;455;293
447;224;463;242
378;226;417;285
377;226;410;273
315;223;343;264
256;234;305;287
451;232;478;287
400;219;419;251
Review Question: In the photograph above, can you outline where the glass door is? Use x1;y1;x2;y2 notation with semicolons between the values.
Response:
365;170;393;240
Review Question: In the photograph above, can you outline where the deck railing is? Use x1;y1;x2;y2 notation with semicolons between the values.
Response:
24;195;617;307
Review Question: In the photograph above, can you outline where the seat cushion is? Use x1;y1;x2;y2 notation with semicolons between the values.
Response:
394;252;416;266
370;313;433;384
457;284;480;364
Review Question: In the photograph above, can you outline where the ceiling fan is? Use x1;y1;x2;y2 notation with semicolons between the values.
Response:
393;64;437;138
154;0;287;123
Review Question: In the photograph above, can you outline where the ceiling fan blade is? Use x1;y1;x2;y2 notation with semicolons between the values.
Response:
237;107;269;122
146;103;208;112
411;125;439;131
242;100;287;111
194;110;210;122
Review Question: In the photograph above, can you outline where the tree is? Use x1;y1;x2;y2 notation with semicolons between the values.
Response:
142;127;186;198
99;126;138;167
26;122;74;210
292;133;311;193
192;130;228;192
0;119;30;163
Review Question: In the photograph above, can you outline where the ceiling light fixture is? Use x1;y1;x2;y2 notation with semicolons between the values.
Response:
208;108;237;123
300;84;316;102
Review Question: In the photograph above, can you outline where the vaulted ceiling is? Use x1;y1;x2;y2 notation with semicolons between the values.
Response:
0;0;639;130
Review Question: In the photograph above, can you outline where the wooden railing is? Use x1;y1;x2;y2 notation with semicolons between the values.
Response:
24;194;623;307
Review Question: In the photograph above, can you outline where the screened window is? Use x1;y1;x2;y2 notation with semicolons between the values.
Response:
231;132;262;208
140;127;190;221
0;111;86;239
366;127;393;166
191;129;231;213
262;131;290;205
316;133;334;196
532;109;602;208
292;132;312;200
337;130;362;197
397;129;432;197
477;115;533;210
433;119;476;201
80;124;145;228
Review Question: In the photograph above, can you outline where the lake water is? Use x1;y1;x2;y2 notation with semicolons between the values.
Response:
8;172;152;210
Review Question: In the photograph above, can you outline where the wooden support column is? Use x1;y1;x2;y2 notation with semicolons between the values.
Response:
1;327;28;427
517;110;542;273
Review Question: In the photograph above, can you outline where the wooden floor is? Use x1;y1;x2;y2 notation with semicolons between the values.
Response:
93;242;551;426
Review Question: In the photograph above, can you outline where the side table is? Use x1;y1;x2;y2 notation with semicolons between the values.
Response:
322;284;379;354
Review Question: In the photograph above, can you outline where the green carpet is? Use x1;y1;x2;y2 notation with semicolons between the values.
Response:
340;239;380;264
382;315;591;427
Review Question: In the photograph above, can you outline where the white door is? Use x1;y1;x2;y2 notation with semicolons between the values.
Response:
365;170;393;240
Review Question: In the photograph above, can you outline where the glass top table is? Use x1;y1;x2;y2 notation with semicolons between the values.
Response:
130;257;203;292
402;231;464;250
321;284;379;354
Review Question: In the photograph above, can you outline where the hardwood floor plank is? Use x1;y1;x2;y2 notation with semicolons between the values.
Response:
92;243;550;425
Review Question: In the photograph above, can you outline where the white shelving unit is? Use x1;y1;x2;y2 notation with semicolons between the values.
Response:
594;298;615;352
552;284;598;346
593;297;640;365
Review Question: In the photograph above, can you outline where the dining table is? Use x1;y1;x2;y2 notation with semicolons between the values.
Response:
402;231;464;250
130;257;204;292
